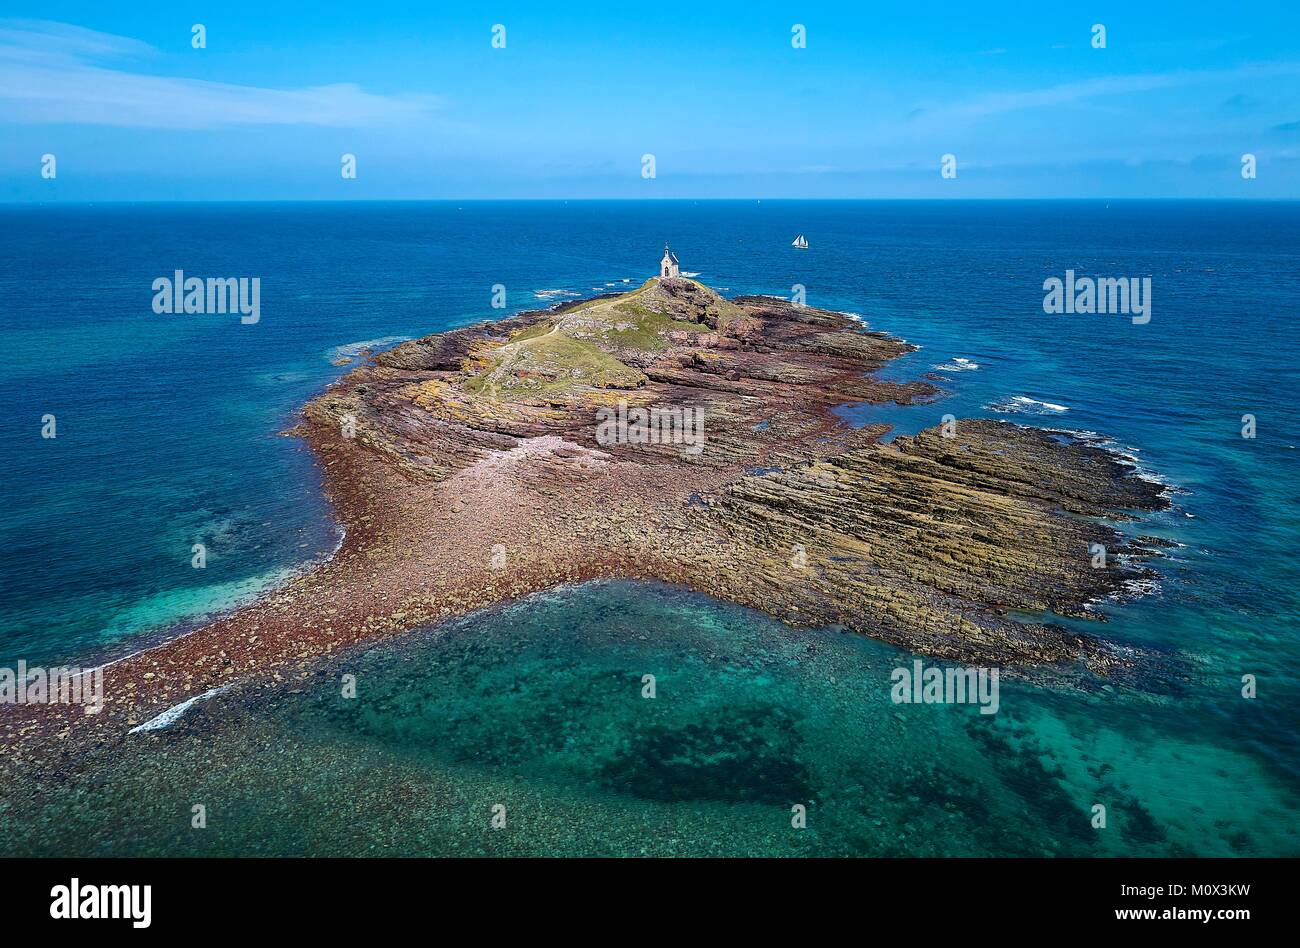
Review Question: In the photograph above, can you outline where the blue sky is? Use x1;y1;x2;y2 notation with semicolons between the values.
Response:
3;1;1299;200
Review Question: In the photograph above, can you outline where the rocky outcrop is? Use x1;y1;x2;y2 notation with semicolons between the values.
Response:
297;277;1164;673
0;277;1168;766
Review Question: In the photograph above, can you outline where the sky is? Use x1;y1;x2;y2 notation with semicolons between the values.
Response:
2;1;1299;200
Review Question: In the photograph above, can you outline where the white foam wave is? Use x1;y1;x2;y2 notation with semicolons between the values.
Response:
1122;577;1162;598
128;683;235;734
327;335;411;363
1043;427;1182;494
986;395;1070;415
934;356;979;372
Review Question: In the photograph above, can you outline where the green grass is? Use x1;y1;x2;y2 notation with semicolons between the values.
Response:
465;328;646;399
563;301;704;352
464;278;726;399
508;321;555;343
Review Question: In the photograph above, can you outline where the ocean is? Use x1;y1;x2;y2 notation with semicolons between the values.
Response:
1;200;1298;855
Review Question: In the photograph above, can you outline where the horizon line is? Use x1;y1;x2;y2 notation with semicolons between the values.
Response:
4;196;1298;206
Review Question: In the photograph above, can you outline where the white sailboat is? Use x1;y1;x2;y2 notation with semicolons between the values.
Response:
791;234;808;249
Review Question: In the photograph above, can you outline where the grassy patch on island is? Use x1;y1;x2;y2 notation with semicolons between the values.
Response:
465;328;646;400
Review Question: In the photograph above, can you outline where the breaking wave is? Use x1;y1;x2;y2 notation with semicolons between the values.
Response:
986;395;1069;415
327;335;411;364
128;683;236;734
934;356;979;372
1044;427;1184;496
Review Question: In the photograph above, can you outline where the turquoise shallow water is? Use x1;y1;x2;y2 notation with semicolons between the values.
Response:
1;200;1297;855
6;581;1296;857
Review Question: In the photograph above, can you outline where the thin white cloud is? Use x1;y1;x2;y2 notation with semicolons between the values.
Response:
0;19;441;128
916;62;1300;126
0;19;158;60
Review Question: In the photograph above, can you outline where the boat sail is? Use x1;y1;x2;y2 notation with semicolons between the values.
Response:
791;234;808;249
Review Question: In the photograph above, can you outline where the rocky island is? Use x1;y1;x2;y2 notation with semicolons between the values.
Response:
2;270;1168;765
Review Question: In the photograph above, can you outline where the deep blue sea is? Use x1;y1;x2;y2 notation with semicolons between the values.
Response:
2;201;1298;856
